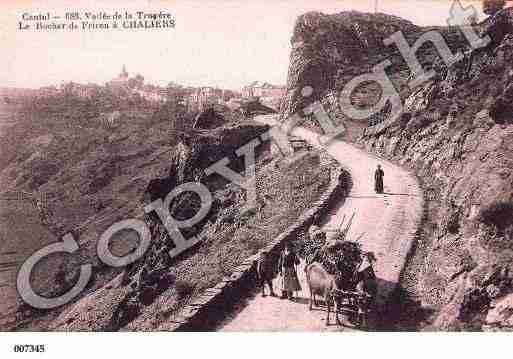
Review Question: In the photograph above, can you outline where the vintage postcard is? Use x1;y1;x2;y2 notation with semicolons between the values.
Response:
1;0;513;355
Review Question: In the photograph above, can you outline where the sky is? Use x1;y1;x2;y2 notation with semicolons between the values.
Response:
0;0;503;90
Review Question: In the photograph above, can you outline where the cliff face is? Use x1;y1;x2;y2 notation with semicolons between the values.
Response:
361;32;513;330
283;10;513;329
281;11;465;119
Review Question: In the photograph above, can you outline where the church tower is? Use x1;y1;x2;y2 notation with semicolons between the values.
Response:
121;65;128;78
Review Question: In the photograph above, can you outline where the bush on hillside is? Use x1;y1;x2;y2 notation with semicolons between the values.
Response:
479;200;513;233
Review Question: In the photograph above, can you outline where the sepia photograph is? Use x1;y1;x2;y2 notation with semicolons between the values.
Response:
1;0;513;356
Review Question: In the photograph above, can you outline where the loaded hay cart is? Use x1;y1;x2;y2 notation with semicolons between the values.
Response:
330;281;373;328
300;212;376;328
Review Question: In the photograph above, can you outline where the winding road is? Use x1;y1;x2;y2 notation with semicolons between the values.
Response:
219;115;424;331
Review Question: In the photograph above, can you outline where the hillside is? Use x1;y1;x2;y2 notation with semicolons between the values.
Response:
0;98;331;330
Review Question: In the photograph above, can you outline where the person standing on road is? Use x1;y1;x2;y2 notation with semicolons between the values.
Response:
307;222;327;265
309;223;326;242
374;164;384;194
278;242;301;300
256;251;276;297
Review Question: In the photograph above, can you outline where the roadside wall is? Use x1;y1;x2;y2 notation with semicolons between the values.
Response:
168;158;351;331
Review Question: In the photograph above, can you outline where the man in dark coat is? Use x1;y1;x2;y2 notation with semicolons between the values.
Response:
374;164;384;194
256;251;275;297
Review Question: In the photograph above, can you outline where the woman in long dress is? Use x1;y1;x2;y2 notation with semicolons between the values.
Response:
278;242;301;300
374;164;384;194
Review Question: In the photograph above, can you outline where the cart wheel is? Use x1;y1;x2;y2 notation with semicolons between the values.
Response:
359;312;367;329
357;305;368;329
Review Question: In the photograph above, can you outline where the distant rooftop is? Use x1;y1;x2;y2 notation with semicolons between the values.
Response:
245;81;284;89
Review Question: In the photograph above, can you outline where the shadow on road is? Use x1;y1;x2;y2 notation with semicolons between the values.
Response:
344;193;419;199
382;192;421;197
374;277;436;331
215;273;434;331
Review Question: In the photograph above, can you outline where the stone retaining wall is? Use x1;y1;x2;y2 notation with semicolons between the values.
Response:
168;159;351;331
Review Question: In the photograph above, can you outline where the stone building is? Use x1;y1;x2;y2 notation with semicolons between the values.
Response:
242;81;286;99
186;87;225;110
107;65;130;90
133;85;167;103
60;82;99;98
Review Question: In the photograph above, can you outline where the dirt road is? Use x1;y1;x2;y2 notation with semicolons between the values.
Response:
219;115;423;331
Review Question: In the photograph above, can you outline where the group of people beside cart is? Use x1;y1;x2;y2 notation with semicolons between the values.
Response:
256;241;302;300
256;221;377;303
254;166;384;326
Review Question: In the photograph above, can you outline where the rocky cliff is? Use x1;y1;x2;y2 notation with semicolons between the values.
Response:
282;10;513;330
362;32;513;331
281;11;465;119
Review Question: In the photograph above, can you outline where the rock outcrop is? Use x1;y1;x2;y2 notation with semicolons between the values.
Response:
239;99;277;118
102;123;270;330
193;106;229;129
281;11;466;119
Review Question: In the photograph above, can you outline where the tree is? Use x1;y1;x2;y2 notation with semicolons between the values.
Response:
483;0;506;16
